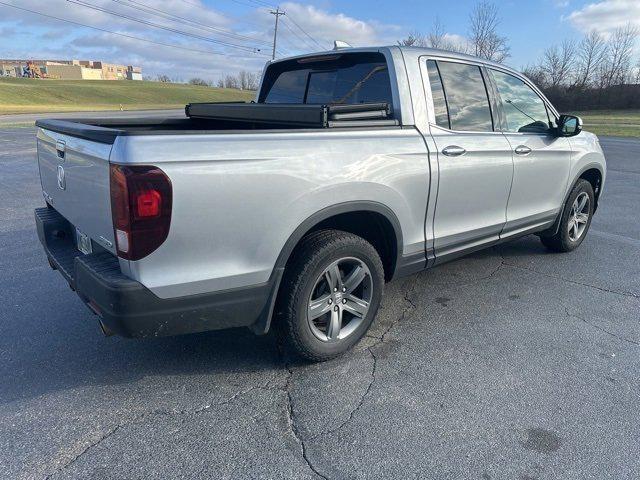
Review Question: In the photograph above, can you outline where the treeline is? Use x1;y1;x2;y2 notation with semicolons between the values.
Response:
155;71;261;91
523;27;640;111
399;1;640;111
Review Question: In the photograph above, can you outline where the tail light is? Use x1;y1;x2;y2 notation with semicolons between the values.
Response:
110;164;172;261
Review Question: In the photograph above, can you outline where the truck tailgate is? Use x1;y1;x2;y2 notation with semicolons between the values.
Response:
37;127;116;253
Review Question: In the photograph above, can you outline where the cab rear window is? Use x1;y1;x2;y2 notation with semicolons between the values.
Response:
259;53;393;105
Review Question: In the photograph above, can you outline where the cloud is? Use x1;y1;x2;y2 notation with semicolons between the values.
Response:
567;0;640;35
275;2;401;50
0;0;402;81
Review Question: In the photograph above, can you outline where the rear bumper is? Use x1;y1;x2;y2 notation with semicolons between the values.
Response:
35;207;280;338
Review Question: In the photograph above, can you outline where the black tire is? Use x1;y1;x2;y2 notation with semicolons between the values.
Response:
278;230;385;362
540;179;595;253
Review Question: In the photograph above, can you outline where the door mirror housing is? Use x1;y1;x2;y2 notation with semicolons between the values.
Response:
557;115;583;137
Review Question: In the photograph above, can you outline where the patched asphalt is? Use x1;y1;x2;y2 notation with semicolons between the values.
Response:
0;126;638;480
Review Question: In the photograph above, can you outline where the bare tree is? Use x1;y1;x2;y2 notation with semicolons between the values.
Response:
540;40;576;88
468;1;510;63
238;71;249;90
427;18;447;49
574;31;607;89
600;24;638;87
247;72;261;90
522;64;547;88
398;31;428;47
224;74;239;89
156;74;171;83
188;78;209;87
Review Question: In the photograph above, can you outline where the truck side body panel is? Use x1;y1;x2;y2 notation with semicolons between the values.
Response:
109;128;431;299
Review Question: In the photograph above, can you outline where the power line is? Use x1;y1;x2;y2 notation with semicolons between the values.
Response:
111;0;273;47
0;1;250;59
280;17;318;52
285;14;326;50
176;0;266;30
66;0;269;55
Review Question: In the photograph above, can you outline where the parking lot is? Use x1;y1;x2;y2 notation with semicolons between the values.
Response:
0;126;638;479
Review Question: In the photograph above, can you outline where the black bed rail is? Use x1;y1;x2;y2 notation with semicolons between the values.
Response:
185;102;397;128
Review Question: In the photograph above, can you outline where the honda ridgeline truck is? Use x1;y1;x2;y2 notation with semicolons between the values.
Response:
35;46;606;361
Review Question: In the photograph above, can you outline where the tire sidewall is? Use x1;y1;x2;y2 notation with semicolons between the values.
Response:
290;239;384;359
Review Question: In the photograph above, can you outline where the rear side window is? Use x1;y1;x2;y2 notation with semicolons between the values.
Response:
426;60;450;129
427;60;494;132
490;69;552;133
260;53;393;105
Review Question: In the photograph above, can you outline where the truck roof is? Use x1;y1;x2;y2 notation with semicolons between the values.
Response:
270;45;518;78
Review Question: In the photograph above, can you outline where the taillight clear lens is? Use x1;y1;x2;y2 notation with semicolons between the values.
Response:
110;164;172;261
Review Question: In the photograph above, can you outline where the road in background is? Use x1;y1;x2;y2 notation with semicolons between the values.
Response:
0;109;185;126
0;128;638;479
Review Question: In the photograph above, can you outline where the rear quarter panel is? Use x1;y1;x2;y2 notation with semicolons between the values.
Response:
110;128;430;299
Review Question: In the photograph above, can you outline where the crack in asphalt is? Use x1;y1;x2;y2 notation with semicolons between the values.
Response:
275;276;420;479
310;280;419;442
279;354;329;480
564;306;639;347
43;383;271;479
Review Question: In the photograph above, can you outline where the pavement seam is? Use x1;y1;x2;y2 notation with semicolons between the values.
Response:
564;306;639;347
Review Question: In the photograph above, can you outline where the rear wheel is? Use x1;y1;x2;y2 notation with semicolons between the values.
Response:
540;179;594;253
278;230;384;362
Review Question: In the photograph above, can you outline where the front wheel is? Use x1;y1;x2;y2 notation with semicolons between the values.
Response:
278;230;385;362
540;179;595;253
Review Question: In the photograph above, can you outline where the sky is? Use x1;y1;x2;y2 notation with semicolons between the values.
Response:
0;0;638;82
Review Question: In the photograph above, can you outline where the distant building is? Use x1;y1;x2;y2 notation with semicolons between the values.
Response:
46;63;104;81
127;65;143;81
0;59;142;80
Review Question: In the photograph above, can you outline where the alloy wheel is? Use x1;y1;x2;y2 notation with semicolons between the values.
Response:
568;192;591;242
307;257;373;343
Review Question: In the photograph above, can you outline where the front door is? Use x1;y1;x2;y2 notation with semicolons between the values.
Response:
488;68;572;238
424;59;514;262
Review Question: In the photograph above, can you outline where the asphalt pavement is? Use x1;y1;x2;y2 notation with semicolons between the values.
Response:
0;125;638;480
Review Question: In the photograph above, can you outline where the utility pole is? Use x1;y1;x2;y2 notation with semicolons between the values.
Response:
270;7;285;60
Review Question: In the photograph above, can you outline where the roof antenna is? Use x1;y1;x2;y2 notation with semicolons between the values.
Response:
333;40;352;50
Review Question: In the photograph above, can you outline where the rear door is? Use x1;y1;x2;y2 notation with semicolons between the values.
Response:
424;58;514;262
487;68;572;238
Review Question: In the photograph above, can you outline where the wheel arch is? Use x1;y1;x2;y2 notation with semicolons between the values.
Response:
545;163;604;237
251;201;405;335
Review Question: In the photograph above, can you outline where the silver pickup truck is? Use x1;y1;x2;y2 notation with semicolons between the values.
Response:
35;46;606;361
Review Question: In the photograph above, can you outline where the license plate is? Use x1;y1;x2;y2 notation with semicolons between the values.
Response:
76;227;93;255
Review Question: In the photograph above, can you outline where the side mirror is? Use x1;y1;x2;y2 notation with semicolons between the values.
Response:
557;115;583;137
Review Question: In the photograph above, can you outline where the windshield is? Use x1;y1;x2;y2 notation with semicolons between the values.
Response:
259;52;393;105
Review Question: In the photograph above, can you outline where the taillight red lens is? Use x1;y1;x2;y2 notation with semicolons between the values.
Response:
135;190;161;219
109;164;172;261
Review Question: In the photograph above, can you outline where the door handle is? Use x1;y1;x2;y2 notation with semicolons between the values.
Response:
442;145;466;157
514;145;532;156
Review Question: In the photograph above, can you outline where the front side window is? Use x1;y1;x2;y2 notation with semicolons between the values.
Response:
260;53;393;105
431;60;494;132
491;70;552;134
